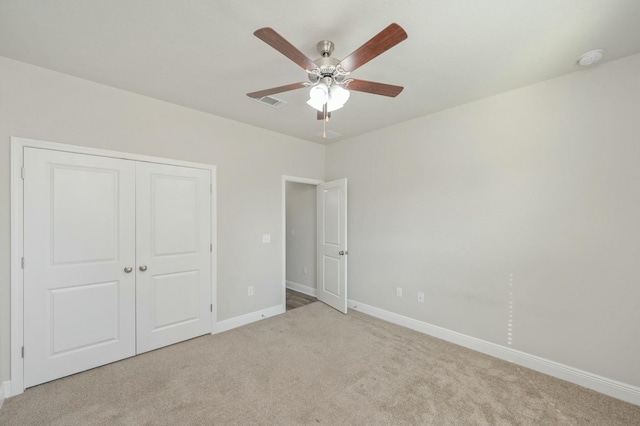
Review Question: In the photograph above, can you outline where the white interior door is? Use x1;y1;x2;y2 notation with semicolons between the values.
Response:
135;162;212;353
316;178;348;313
23;148;136;387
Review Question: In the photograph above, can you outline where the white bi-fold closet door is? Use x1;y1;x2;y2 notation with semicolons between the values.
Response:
23;147;212;388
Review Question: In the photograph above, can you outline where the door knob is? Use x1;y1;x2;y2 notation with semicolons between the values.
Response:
124;266;133;273
339;250;348;256
139;265;148;272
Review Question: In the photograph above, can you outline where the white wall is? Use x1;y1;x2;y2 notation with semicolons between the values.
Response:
0;57;325;385
286;182;317;290
326;53;640;388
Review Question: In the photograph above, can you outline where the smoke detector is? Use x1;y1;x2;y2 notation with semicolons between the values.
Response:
578;49;604;66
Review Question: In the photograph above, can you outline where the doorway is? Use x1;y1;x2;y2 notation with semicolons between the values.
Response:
281;175;348;314
284;178;320;310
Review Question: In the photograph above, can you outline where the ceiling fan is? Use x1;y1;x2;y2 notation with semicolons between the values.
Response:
247;23;408;123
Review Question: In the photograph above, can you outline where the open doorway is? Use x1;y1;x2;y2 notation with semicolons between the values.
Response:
284;179;319;310
282;175;348;314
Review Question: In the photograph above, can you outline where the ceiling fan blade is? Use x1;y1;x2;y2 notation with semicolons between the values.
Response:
346;79;404;97
338;23;407;73
247;82;307;99
317;110;332;120
254;27;318;71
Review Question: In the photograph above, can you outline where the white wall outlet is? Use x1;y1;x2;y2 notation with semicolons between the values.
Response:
248;286;254;296
262;234;271;243
303;266;308;274
418;292;425;303
396;287;403;297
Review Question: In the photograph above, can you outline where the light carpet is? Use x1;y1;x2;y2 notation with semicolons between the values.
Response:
1;302;639;425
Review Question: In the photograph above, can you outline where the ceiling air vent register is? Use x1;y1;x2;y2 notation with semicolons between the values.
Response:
255;96;286;108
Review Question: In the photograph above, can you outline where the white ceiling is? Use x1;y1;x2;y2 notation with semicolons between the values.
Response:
2;1;640;144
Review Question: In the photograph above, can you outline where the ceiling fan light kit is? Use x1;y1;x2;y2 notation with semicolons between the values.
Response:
247;23;408;137
306;82;350;112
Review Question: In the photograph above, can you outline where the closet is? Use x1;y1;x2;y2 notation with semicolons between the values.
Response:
21;147;213;388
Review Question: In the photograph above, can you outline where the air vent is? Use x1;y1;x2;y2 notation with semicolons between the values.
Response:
315;130;342;140
255;96;286;108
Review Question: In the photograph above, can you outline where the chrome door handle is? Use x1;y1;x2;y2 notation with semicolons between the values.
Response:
339;250;348;256
139;265;148;272
124;266;133;273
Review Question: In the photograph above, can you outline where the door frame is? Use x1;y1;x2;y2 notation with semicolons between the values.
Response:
10;137;217;396
281;175;324;312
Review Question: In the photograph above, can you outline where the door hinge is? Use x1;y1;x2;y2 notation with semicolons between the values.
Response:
210;243;213;252
21;346;24;358
210;304;213;312
21;257;24;269
21;167;25;179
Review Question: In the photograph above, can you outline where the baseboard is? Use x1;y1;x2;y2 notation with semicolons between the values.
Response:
1;380;10;405
348;299;640;406
214;304;285;334
286;281;317;297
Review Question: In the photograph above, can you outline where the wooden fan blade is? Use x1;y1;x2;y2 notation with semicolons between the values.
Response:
346;79;404;97
317;110;332;120
338;23;407;73
254;27;318;71
247;82;307;99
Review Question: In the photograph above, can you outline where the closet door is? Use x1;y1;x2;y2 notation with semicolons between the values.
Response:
23;148;136;388
135;162;212;353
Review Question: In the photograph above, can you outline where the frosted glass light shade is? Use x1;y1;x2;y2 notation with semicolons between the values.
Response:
307;83;329;111
306;83;350;112
330;85;350;105
307;97;325;111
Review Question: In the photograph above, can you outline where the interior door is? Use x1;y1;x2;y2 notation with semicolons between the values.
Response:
135;162;212;353
23;148;136;387
316;178;348;313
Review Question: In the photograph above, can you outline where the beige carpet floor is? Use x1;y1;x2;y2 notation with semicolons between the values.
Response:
1;302;639;425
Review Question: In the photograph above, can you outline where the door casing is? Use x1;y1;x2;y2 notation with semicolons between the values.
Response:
10;137;217;396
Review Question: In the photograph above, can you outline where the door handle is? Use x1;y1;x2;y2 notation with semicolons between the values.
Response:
139;265;148;272
339;250;348;256
124;266;133;273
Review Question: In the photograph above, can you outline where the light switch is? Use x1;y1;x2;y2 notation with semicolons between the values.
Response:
262;234;271;244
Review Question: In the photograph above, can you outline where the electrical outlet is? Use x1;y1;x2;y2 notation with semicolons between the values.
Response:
248;286;254;296
262;234;271;244
396;287;403;297
418;292;425;303
303;266;308;274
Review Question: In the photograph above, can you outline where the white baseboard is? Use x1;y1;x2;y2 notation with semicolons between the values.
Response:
348;299;640;406
1;380;10;405
286;281;317;297
214;304;285;334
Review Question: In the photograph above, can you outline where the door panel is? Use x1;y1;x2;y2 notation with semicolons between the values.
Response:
151;270;200;330
50;166;120;264
317;179;348;313
50;281;120;354
23;148;136;388
136;162;212;353
321;256;341;296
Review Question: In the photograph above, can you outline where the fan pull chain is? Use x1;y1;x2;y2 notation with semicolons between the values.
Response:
322;110;327;139
322;104;328;139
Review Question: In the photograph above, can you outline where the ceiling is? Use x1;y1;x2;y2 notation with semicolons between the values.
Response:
1;1;640;144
